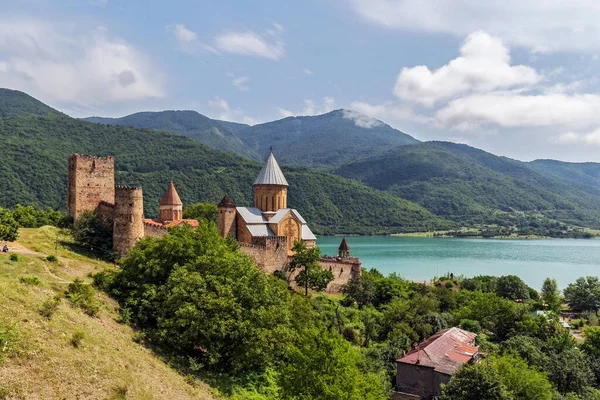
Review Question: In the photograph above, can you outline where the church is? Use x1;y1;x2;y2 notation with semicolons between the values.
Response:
217;151;361;292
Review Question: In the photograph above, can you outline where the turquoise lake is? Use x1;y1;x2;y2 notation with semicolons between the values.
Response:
317;236;600;289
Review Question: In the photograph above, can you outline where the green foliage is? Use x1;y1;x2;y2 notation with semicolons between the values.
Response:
490;354;554;400
0;94;448;235
39;296;61;320
183;202;218;222
0;321;19;364
0;208;19;241
542;278;562;312
8;253;19;262
109;224;293;373
70;211;114;259
443;362;512;400
496;275;531;301
70;330;85;348
66;278;100;317
46;255;58;262
564;277;600;312
289;242;332;296
11;204;67;228
19;275;41;285
335;141;600;232
582;326;600;357
460;319;481;333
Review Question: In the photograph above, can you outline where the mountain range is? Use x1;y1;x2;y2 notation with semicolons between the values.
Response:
4;87;600;235
83;109;419;168
0;88;447;234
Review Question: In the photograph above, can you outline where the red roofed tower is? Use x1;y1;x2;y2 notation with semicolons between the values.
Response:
159;181;183;222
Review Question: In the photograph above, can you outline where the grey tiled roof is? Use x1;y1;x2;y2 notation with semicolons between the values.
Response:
236;207;316;241
236;207;266;223
246;224;275;237
268;209;307;224
253;152;289;186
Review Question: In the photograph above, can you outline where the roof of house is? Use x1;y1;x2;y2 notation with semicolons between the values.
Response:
253;151;289;186
144;218;200;228
236;206;317;241
339;237;350;251
218;194;236;208
160;181;183;206
396;327;478;376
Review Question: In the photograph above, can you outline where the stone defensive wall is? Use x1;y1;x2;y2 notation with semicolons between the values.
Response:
319;256;362;294
144;222;169;238
239;236;289;275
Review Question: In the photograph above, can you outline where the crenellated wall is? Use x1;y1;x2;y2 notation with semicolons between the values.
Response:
144;222;169;238
318;256;362;294
239;236;289;274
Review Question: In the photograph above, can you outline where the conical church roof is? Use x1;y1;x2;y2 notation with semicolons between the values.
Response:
160;181;183;206
253;151;288;186
339;237;350;251
218;194;236;208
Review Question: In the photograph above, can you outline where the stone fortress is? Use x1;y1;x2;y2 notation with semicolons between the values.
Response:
67;152;360;292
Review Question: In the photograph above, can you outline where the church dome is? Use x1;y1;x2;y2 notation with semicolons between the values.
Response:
253;151;288;186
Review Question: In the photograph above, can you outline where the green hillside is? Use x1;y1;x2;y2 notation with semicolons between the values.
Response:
0;89;64;118
335;141;600;229
84;110;259;160
85;108;419;169
530;159;600;190
0;89;448;234
234;109;419;168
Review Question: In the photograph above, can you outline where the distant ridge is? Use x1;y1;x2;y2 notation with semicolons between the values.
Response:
84;108;420;168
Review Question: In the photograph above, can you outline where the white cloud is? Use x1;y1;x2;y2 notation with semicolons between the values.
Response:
231;76;249;91
172;24;197;42
208;97;258;125
555;130;600;145
215;23;284;60
276;107;294;118
351;0;600;53
0;18;163;113
349;101;414;124
167;24;217;54
303;68;313;76
342;109;383;128
435;92;600;131
394;31;539;107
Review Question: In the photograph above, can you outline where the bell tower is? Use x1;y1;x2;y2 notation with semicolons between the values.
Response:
253;151;288;212
159;181;183;222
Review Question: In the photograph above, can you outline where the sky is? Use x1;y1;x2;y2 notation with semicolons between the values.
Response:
4;1;600;162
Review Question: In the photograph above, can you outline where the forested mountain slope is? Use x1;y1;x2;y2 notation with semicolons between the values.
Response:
530;159;600;189
85;108;419;169
335;141;600;228
0;89;448;234
84;110;259;160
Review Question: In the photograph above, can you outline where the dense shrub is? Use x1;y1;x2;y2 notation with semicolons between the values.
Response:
39;296;61;319
66;278;100;317
19;275;41;286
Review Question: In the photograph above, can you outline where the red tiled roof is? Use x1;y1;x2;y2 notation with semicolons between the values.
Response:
160;181;183;206
144;219;199;228
396;327;478;375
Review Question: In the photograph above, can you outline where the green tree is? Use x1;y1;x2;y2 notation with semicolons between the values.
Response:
182;202;218;222
442;362;512;400
278;326;388;400
547;348;594;395
109;223;293;373
0;208;19;242
564;276;600;312
70;211;114;259
541;277;561;312
289;242;333;296
491;354;553;400
342;273;376;308
582;326;600;357
496;275;530;301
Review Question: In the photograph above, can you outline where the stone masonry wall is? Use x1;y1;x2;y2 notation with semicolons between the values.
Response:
113;186;144;255
144;223;169;238
67;154;115;220
319;257;362;294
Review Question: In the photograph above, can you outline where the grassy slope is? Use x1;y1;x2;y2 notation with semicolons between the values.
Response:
0;227;216;400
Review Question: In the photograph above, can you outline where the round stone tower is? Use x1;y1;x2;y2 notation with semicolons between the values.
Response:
218;194;237;238
159;181;183;222
113;186;144;255
254;151;288;212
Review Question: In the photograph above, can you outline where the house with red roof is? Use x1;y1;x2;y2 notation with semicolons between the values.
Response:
393;327;480;400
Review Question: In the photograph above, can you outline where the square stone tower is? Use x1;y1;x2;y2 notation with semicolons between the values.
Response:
67;154;115;219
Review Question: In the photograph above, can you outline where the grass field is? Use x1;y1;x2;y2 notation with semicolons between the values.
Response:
0;227;217;400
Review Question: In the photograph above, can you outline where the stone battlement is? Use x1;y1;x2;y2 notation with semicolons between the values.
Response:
68;154;114;161
115;185;143;191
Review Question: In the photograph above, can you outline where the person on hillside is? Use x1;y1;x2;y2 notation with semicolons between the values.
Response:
2;245;8;252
